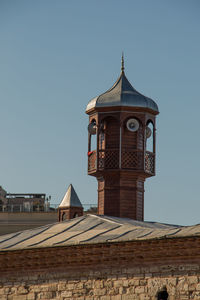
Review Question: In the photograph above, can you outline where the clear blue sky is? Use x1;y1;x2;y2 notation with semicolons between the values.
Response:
0;0;199;225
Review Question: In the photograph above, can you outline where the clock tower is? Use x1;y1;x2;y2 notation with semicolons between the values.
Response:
86;56;159;220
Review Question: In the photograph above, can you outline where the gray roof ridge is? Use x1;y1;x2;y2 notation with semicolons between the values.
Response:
88;214;124;226
97;71;154;103
121;73;153;100
95;73;123;101
121;72;136;91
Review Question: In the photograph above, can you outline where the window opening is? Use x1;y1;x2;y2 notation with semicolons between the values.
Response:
62;212;66;221
91;134;97;151
146;121;154;153
156;286;168;300
88;120;97;152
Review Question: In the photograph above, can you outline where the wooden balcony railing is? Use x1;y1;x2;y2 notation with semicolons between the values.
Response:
145;151;155;174
121;149;144;170
88;151;97;172
98;149;119;170
88;149;155;175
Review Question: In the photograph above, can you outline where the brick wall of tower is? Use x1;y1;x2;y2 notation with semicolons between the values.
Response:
98;174;144;220
98;174;120;217
97;177;106;215
58;207;83;221
105;117;120;149
88;110;156;220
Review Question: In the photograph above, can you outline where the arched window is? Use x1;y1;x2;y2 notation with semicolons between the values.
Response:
62;212;66;221
146;121;154;153
156;286;168;300
123;117;142;150
99;121;105;151
88;119;97;152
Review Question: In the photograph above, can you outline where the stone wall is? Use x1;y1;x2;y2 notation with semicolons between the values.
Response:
1;238;200;299
1;264;200;299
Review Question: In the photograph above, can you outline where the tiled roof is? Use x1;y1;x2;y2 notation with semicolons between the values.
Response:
0;214;200;252
86;71;159;113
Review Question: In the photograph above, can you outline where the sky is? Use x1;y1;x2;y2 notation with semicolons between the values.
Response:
0;0;199;226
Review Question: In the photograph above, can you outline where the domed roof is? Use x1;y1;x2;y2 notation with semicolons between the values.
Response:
86;57;159;113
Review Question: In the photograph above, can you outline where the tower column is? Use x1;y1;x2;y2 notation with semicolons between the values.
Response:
98;172;145;220
119;121;122;169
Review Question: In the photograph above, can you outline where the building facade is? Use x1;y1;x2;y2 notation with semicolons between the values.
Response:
0;60;198;300
0;186;49;212
1;214;200;299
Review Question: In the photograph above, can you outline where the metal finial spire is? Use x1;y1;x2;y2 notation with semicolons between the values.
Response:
121;52;124;73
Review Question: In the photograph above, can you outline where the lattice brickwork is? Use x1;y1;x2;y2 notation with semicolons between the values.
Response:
105;150;119;169
88;151;96;172
145;152;155;174
98;151;105;169
122;150;143;169
98;150;119;169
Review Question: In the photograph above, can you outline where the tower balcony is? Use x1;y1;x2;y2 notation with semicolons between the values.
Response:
88;149;155;176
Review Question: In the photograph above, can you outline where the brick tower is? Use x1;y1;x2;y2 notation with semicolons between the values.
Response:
86;56;159;220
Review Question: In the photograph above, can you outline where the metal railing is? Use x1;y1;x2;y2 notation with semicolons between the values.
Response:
0;204;48;213
0;204;97;213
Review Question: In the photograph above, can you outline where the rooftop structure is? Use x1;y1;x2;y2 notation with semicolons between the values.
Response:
86;56;159;220
58;184;83;221
0;186;48;212
59;184;82;208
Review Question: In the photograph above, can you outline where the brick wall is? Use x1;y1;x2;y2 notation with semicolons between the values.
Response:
58;207;83;221
1;237;200;299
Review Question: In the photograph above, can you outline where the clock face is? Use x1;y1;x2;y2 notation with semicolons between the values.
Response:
126;118;139;132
